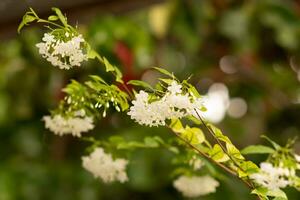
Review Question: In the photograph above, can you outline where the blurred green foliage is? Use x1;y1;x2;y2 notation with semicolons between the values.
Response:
1;0;300;199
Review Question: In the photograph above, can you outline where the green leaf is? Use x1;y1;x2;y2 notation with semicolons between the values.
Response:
267;189;287;199
52;7;68;27
208;123;232;144
109;136;125;144
209;144;229;162
144;137;160;148
88;75;107;84
18;13;36;33
127;80;154;91
102;57;123;83
153;67;174;78
87;48;99;59
251;187;269;200
114;67;123;83
103;57;115;72
159;78;174;85
170;118;184;133
48;15;59;21
241;145;275;155
170;119;206;145
226;143;244;160
261;135;281;150
182;126;205;145
118;141;145;149
238;161;259;178
168;146;179;154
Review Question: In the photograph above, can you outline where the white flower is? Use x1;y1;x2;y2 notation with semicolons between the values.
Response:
173;175;219;198
82;147;128;183
250;162;291;191
36;33;87;69
128;81;203;127
43;114;94;137
167;81;182;94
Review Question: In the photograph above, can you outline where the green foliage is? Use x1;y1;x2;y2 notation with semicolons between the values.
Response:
87;47;123;83
51;7;68;27
238;161;259;178
57;75;128;117
241;145;275;155
251;187;288;200
18;8;38;33
209;144;229;163
104;135;179;154
153;67;175;79
127;80;154;91
169;118;205;145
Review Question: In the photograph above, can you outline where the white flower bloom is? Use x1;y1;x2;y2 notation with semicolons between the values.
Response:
43;114;94;137
36;33;87;69
128;81;203;127
173;175;219;198
167;81;182;94
82;147;128;183
250;162;291;191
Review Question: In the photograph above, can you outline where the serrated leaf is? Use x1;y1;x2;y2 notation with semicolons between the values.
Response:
153;67;174;78
241;145;275;155
127;80;153;91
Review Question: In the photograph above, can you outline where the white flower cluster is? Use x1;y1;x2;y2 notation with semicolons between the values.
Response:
173;175;219;198
128;81;203;127
82;147;128;183
43;112;94;137
36;32;87;69
250;162;291;191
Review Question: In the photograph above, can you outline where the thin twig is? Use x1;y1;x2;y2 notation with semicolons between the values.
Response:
169;128;256;190
194;109;257;191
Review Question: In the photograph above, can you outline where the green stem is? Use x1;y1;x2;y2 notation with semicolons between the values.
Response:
193;109;258;191
169;127;254;187
37;19;65;29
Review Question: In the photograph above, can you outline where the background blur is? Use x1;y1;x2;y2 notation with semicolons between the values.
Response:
1;0;300;199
